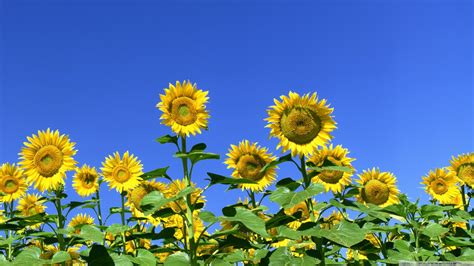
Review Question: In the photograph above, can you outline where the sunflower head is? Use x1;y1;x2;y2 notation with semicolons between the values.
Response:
421;168;460;204
125;228;151;253
101;151;143;193
308;144;355;193
356;168;400;207
126;180;167;226
162;212;205;241
284;200;317;229
165;179;205;213
68;213;94;234
224;140;276;192
157;81;210;136
19;129;77;192
320;211;344;229
73;164;99;197
449;153;474;188
17;193;46;217
266;91;336;157
0;163;28;202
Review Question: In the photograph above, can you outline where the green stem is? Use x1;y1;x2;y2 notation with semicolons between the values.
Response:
249;190;257;209
315;237;325;266
6;201;13;261
461;185;470;230
120;192;127;254
54;189;66;251
96;190;104;227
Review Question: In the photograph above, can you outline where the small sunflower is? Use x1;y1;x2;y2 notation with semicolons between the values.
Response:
449;152;474;188
162;212;205;241
421;168;459;204
308;144;355;193
126;180;167;226
68;213;94;234
320;211;344;229
17;193;46;216
356;168;400;207
72;164;99;197
157;80;210;136
19;129;77;192
101;151;143;193
165;179;205;213
266;91;336;157
284;200;317;229
225;140;277;192
0;163;28;202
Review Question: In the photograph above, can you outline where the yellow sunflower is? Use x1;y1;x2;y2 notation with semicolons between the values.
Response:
162;212;205;241
126;180;167;226
125;228;151;253
449;152;474;188
421;168;459;204
308;144;355;193
72;164;99;197
266;91;336;157
101;151;143;193
165;179;205;213
283;200;317;229
17;193;46;216
0;163;28;202
224;140;277;192
320;211;344;229
157;80;210;136
356;168;400;207
68;213;94;234
19;129;77;192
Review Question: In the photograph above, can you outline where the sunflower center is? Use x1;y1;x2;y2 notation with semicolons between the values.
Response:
237;155;265;181
280;108;322;144
113;166;131;183
34;145;64;177
319;170;344;184
458;165;474;186
82;174;97;189
362;179;390;205
2;177;19;194
430;179;448;195
171;97;197;126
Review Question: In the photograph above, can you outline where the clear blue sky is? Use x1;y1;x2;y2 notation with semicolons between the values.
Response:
1;1;472;222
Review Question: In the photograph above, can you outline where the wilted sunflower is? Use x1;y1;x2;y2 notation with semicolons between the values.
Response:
308;144;355;193
421;168;459;204
266;91;336;157
126;180;167;226
284;200;317;229
157;80;210;136
0;163;27;202
72;164;99;197
68;213;94;234
225;140;276;192
449;152;474;188
19;129;77;192
101;151;143;193
356;168;400;207
165;179;205;212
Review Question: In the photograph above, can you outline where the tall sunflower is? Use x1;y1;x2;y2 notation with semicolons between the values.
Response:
165;179;205;213
356;168;400;207
19;129;77;192
224;140;277;192
308;144;355;193
68;213;94;234
0;163;28;202
101;151;143;193
421;168;460;204
449;153;474;188
266;91;336;157
72;164;99;197
126;180;167;226
157;80;210;136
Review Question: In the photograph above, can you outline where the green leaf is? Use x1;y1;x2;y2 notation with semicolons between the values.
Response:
164;251;190;266
190;143;206;152
269;247;292;265
79;225;104;243
269;183;324;209
422;223;449;239
199;210;218;223
276;178;301;191
420;204;450;219
140;187;194;215
14;247;45;266
110;253;133;266
393;239;411;253
261;153;293;173
175;151;220;165
141;167;170;180
309;165;353;173
221;207;269;237
156;134;178;145
290;254;320;265
51;251;71;264
105;224;130;235
129;249;156;265
207;173;257;186
84;245;114;266
321;220;367;247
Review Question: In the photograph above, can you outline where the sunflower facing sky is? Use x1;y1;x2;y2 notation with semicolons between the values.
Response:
422;168;460;204
127;180;167;226
157;81;210;137
101;151;143;193
0;163;28;202
266;91;336;157
449;152;474;188
225;140;277;192
19;129;77;192
356;168;400;207
73;164;100;197
308;144;355;194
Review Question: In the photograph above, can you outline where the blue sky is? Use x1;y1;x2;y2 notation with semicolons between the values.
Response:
1;1;472;223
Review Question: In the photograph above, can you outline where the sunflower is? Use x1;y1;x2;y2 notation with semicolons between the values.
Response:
68;213;94;234
283;200;317;229
165;179;205;213
308;144;355;193
224;140;277;192
320;211;344;229
356;168;400;207
72;164;99;197
266;91;336;157
125;228;152;253
162;212;205;241
449;152;474;188
157;80;210;136
126;180;167;226
0;163;28;202
19;129;77;192
101;151;143;193
17;193;46;217
421;168;460;204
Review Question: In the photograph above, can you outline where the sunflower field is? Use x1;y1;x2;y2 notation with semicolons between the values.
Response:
0;81;473;265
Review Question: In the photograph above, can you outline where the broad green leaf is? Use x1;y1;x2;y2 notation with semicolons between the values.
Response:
269;247;292;265
457;248;474;261
321;220;367;247
420;204;449;219
51;251;71;264
269;184;324;209
174;151;220;165
207;173;257;186
221;207;269;237
309;165;353;173
129;249;156;265
224;250;246;263
190;143;206;152
156;134;178;145
393;239;411;253
14;247;45;266
164;251;190;266
199;210;218;223
110;253;133;266
141;187;193;215
79;225;104;243
290;254;320;266
422;223;449;239
276;178;301;191
105;224;130;235
141;167;170;180
83;245;114;266
261;153;293;173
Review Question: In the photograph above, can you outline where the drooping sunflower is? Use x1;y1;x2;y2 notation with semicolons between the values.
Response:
308;144;355;193
72;164;99;197
19;129;77;192
0;163;28;202
68;213;94;234
224;140;277;192
165;179;205;213
126;180;167;226
157;80;210;136
449;152;474;188
266;91;336;157
101;151;143;193
284;200;318;229
421;168;460;204
356;168;400;207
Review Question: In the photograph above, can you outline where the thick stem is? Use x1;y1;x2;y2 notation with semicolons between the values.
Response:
120;192;127;254
54;190;66;251
461;185;470;230
249;191;257;209
96;190;104;227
